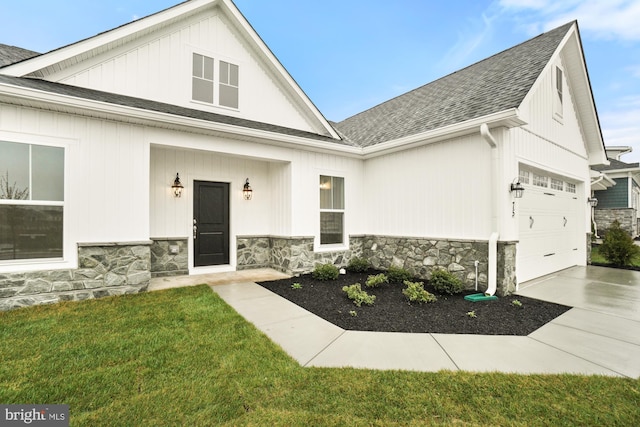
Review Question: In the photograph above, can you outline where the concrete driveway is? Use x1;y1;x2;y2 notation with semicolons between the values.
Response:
209;265;640;377
516;265;640;378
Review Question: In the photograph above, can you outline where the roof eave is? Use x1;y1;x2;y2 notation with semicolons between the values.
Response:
0;80;361;158
361;109;525;159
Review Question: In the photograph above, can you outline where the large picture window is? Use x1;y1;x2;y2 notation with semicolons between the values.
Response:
0;141;64;261
320;175;344;245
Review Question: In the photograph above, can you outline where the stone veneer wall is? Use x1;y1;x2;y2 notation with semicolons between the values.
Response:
594;208;637;237
150;238;189;278
0;242;151;311
237;234;517;296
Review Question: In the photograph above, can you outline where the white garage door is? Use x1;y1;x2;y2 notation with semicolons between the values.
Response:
518;174;582;283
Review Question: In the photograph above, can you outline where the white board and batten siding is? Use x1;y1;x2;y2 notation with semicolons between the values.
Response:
362;134;494;240
43;7;324;136
151;142;366;255
513;56;591;282
0;104;150;272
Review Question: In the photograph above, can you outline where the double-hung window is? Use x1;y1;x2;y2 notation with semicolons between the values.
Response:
319;175;344;245
219;61;239;108
0;141;64;261
192;53;214;104
192;53;239;108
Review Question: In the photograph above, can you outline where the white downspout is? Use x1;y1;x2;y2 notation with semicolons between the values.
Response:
590;175;604;239
480;124;498;296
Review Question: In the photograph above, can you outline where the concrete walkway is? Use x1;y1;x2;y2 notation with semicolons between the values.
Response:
150;266;640;377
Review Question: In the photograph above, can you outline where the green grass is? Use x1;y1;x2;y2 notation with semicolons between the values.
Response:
1;286;639;426
592;244;640;267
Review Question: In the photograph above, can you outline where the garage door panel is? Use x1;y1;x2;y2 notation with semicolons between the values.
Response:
518;184;581;283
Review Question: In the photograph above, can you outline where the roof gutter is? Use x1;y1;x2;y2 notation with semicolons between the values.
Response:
362;109;525;159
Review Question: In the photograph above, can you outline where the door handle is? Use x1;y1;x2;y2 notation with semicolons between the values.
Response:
529;216;534;229
563;216;567;227
193;219;197;240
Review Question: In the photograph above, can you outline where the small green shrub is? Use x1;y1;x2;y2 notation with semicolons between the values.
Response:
342;283;376;307
466;310;477;318
402;280;437;304
291;283;302;290
347;257;370;273
349;310;358;317
599;220;640;266
365;273;388;288
312;263;339;280
430;269;465;295
387;266;413;283
511;299;523;308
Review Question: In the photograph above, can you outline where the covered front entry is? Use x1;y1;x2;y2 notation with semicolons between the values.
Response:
193;181;230;266
518;182;582;282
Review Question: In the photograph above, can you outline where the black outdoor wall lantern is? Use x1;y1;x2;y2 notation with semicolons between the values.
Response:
172;173;184;198
243;178;252;200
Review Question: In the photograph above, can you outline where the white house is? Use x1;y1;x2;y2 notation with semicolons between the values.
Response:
0;0;607;310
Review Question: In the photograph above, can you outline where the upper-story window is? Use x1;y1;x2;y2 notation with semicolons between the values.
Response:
192;53;214;104
219;61;239;109
192;53;239;109
0;141;64;261
554;66;563;119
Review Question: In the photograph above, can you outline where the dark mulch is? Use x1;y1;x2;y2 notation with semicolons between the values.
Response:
258;270;571;336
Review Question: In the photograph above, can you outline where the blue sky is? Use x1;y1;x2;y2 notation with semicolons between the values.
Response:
1;0;639;161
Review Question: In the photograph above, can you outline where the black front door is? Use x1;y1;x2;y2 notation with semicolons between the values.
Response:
193;181;229;266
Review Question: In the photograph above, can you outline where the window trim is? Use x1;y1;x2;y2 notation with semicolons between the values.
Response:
0;132;72;272
553;65;564;121
190;51;240;110
318;174;347;251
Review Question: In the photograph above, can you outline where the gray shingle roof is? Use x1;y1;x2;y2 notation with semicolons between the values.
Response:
0;74;349;145
0;44;40;67
334;22;574;147
592;158;640;171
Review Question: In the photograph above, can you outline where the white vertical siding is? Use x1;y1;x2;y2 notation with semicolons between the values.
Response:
45;10;321;135
362;134;493;240
0;104;150;271
287;149;365;240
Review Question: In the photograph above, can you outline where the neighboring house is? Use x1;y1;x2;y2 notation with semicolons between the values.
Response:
591;147;640;237
0;0;607;310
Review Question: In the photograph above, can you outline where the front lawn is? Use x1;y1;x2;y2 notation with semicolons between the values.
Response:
1;286;638;426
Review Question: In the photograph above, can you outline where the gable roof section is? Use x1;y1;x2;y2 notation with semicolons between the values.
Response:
0;44;39;67
334;22;573;148
0;0;340;139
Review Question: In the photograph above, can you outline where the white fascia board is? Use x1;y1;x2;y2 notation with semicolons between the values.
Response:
602;168;640;178
361;109;526;159
0;81;362;158
2;0;216;78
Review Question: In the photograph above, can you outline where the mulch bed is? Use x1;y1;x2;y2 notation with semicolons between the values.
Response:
258;270;571;336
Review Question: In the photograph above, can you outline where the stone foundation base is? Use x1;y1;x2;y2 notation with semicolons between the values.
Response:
237;234;517;296
151;238;188;277
0;242;151;311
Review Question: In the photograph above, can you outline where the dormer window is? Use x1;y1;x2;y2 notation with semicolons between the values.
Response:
192;53;239;109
